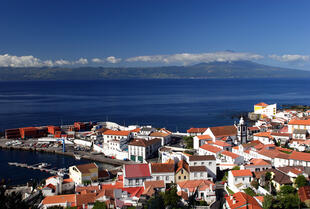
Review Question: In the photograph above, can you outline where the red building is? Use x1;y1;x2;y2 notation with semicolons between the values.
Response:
5;128;21;139
48;126;61;135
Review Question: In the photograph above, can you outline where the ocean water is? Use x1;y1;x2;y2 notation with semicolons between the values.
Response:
1;78;310;184
0;79;310;132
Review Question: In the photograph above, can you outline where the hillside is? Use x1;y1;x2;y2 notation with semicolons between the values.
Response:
0;61;309;80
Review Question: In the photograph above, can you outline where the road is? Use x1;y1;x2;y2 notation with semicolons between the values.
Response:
210;182;227;209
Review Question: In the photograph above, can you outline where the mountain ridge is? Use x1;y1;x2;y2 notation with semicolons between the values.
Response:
0;61;309;81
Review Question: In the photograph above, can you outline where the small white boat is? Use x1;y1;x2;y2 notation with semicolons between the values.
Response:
74;154;81;160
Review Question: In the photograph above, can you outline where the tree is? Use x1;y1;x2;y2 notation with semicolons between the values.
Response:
163;184;181;209
93;201;107;209
295;175;308;188
251;180;259;190
262;194;275;209
147;190;165;209
265;172;272;181
232;166;240;170
279;185;296;195
183;136;193;149
276;193;300;209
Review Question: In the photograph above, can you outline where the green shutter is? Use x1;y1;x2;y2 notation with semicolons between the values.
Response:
138;156;143;162
130;155;136;161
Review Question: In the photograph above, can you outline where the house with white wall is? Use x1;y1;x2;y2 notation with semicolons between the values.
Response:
150;163;175;184
193;135;212;150
128;138;161;163
123;164;152;187
177;180;216;204
186;155;217;179
228;170;253;192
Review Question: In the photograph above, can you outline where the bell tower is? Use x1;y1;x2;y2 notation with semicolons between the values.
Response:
237;117;247;144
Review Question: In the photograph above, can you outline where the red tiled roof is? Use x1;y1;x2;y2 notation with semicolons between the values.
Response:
298;185;310;202
200;144;222;153
255;102;268;107
209;125;237;137
122;187;144;197
288;119;310;126
103;130;131;136
254;132;272;138
151;163;174;173
197;135;212;140
221;150;240;159
226;192;262;209
248;127;260;131
290;151;310;162
176;160;189;173
76;163;98;173
213;140;231;147
129;138;161;147
76;193;96;207
231;169;252;177
188;155;216;161
125;164;151;178
149;132;170;137
248;159;271;166
63;178;73;184
42;194;76;205
187;128;207;133
178;180;215;193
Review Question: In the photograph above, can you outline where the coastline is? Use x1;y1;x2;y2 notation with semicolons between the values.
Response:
0;140;132;167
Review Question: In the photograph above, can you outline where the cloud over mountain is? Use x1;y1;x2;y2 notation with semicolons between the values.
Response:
269;54;310;62
126;51;264;65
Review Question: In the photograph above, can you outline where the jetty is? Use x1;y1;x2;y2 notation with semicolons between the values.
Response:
8;162;68;176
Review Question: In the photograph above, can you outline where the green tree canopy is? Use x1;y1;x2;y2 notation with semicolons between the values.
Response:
93;201;107;209
163;184;181;209
295;175;308;188
279;185;296;195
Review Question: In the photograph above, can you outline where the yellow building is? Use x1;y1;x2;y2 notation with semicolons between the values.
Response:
254;102;277;118
175;160;190;183
69;163;98;185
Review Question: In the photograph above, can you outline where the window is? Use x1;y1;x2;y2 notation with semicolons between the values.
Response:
201;162;204;165
166;176;169;181
156;176;160;181
184;176;186;179
181;170;183;174
194;173;197;177
178;176;181;180
209;162;212;166
194;162;197;165
200;172;203;177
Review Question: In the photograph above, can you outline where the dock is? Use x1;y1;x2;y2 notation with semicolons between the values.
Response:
8;162;68;176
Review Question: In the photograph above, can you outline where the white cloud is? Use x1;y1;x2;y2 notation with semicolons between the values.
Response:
0;54;49;67
106;56;121;64
54;59;71;66
75;57;88;65
92;58;104;63
126;51;264;65
0;54;92;67
269;54;310;62
92;56;122;64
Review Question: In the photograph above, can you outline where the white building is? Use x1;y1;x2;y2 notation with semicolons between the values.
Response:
150;163;175;184
177;180;216;204
128;138;161;163
193;135;212;150
254;102;277;118
186;155;217;179
123;164;152;187
228;170;253;192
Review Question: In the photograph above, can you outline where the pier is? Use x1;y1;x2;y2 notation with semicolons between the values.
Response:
8;162;68;176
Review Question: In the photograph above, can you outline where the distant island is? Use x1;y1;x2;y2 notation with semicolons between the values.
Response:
0;61;310;81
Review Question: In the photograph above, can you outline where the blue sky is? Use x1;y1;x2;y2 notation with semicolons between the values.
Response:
1;0;310;69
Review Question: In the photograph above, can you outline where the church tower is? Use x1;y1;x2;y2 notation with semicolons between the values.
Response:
237;116;247;144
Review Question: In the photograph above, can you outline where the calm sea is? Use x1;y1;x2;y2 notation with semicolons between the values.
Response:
0;78;310;184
